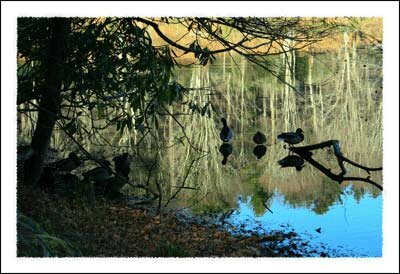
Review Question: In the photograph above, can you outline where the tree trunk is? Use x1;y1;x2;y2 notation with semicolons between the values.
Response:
308;55;318;132
24;18;69;186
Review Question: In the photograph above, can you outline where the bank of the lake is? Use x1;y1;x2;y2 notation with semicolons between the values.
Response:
18;182;328;257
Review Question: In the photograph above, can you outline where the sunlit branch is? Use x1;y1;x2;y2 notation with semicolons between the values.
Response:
132;17;248;55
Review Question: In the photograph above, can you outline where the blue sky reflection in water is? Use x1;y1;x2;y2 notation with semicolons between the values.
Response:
174;52;383;257
227;185;382;257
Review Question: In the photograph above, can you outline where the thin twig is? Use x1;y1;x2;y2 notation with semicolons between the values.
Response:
164;153;209;207
56;121;160;198
161;105;209;153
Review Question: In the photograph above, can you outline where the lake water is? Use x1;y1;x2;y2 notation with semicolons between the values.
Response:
21;45;383;257
170;49;383;257
228;185;382;257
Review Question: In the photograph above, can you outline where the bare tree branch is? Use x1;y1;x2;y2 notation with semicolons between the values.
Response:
164;152;209;207
290;140;383;191
132;17;248;55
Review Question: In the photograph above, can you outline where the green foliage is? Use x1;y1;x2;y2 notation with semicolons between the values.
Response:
353;186;366;204
17;17;343;142
17;17;188;135
153;239;190;257
294;54;308;82
312;181;342;215
185;100;213;117
250;186;269;217
17;212;82;257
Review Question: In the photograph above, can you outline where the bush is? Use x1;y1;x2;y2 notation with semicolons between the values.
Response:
17;212;82;257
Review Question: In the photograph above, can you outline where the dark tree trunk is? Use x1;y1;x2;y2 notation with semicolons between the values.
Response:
24;18;69;186
17;107;22;137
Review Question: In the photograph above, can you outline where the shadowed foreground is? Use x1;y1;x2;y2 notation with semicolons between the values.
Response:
17;183;318;257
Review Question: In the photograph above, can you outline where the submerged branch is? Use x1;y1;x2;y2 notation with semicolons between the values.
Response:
263;192;274;214
290;140;383;191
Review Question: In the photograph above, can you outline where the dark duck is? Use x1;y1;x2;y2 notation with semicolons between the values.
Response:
48;152;81;172
278;155;305;171
83;160;112;183
220;118;233;143
253;131;267;145
112;152;131;179
219;143;233;165
99;177;126;199
253;145;267;159
277;128;304;147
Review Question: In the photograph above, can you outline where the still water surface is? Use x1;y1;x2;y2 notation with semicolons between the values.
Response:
173;50;383;257
33;48;383;257
228;185;382;257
